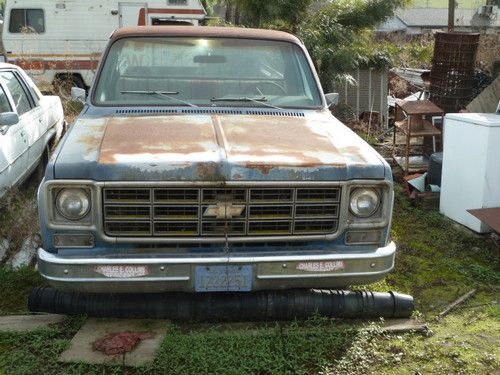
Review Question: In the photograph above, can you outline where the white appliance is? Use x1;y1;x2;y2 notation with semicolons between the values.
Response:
440;113;500;233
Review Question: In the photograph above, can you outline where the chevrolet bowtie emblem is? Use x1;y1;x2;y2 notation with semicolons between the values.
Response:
203;203;245;219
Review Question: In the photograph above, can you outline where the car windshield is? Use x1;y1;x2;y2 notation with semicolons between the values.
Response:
93;37;323;108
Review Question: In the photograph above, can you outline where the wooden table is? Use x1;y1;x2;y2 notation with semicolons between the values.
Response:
393;99;444;175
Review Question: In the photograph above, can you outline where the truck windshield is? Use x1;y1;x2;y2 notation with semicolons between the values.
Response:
93;37;323;108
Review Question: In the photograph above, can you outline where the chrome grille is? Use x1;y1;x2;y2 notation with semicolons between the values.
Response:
103;187;341;238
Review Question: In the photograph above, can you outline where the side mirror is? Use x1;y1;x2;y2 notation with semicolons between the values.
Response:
0;112;19;134
71;87;86;103
325;93;339;108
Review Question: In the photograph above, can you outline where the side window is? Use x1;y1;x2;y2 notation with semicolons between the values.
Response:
0;87;13;113
168;0;188;4
0;72;33;115
9;9;45;33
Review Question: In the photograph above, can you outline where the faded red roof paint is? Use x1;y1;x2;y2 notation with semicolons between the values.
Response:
110;26;302;45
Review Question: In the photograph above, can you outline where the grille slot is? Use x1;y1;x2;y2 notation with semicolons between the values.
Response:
105;206;151;220
202;221;246;236
249;188;293;202
154;189;199;203
154;206;199;220
249;221;292;235
106;221;151;236
103;187;341;238
297;188;340;203
295;205;338;218
202;189;246;203
105;189;150;204
294;220;338;234
249;206;292;219
154;222;198;236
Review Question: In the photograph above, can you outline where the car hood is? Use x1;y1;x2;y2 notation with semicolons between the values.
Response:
53;112;389;181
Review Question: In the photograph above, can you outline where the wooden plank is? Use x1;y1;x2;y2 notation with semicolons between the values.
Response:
466;75;500;113
0;314;66;332
437;289;477;320
381;318;428;333
468;207;500;233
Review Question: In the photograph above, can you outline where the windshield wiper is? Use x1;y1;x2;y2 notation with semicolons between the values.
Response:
120;90;198;107
210;96;283;110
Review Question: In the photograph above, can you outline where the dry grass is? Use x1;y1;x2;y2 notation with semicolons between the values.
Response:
0;186;40;264
477;32;500;76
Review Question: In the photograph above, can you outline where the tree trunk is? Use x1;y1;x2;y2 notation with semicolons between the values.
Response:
225;1;233;23
234;5;241;25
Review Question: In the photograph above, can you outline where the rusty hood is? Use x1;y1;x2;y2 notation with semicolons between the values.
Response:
53;113;388;181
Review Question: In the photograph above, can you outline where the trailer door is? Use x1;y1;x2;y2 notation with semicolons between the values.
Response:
119;2;147;27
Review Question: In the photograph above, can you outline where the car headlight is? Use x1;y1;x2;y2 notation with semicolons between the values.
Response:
349;188;380;218
55;188;90;220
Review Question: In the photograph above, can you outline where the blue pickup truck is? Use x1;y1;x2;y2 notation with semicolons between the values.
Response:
36;26;395;294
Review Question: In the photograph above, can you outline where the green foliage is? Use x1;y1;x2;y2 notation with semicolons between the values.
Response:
205;0;312;30
376;35;435;68
236;0;312;29
297;0;409;91
0;316;359;374
206;1;409;89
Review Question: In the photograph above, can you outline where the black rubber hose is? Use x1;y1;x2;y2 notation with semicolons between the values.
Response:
29;287;414;321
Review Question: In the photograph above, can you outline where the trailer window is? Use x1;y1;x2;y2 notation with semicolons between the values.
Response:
9;9;45;33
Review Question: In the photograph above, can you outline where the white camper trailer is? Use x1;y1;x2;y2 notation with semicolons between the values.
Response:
2;0;206;94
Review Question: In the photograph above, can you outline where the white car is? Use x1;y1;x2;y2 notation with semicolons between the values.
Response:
0;63;65;198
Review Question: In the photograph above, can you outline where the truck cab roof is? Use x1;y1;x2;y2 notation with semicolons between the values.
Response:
110;26;303;45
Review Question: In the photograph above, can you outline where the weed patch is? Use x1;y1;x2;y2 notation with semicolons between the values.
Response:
0;267;45;314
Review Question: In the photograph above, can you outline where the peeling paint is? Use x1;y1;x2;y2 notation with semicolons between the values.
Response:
54;111;386;181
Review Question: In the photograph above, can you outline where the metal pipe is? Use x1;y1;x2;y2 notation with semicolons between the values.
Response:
448;0;455;31
29;287;414;321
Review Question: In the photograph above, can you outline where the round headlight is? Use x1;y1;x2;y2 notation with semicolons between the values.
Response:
349;188;380;218
56;188;90;220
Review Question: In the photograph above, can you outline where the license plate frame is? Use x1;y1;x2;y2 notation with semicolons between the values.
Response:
195;265;253;292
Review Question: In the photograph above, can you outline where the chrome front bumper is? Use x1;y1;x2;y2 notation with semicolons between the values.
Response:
37;242;396;293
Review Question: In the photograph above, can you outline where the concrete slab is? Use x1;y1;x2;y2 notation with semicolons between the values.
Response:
381;318;427;334
0;314;66;332
59;318;169;367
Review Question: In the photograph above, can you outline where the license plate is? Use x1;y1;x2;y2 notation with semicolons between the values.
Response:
195;266;253;292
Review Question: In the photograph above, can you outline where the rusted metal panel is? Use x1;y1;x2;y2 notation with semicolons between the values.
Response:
53;112;387;181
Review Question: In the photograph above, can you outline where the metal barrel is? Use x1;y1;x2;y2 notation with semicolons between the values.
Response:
29;287;414;321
